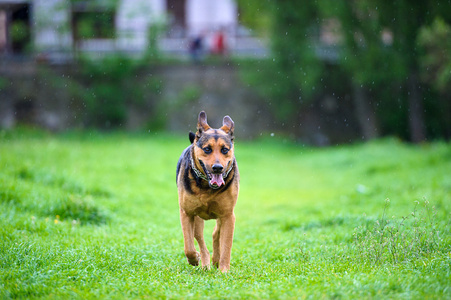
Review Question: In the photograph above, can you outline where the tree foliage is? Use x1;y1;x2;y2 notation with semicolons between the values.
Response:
418;18;451;94
246;0;451;141
236;0;272;37
243;1;324;121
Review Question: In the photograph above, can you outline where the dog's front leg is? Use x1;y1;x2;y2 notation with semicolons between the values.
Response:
194;216;211;269
179;208;200;266
212;221;221;268
218;213;236;272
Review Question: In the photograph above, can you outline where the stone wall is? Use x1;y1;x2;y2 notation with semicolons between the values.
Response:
0;61;359;144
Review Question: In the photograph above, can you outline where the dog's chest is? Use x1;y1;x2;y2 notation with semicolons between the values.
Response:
194;202;219;220
183;195;222;220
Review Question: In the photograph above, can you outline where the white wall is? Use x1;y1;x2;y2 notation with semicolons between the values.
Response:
186;0;237;36
33;0;72;52
116;0;166;51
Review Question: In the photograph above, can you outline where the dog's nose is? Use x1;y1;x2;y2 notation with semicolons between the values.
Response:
212;164;224;173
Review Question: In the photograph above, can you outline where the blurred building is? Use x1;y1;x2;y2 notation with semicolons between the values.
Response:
0;0;32;56
0;0;266;61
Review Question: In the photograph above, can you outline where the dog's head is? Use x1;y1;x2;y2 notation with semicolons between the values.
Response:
191;111;235;189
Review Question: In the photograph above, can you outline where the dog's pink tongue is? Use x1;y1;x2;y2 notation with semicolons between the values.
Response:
210;174;225;187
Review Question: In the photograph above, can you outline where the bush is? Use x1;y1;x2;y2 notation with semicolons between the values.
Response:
78;55;142;129
350;199;448;265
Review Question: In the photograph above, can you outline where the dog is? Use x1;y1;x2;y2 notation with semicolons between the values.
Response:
176;111;239;272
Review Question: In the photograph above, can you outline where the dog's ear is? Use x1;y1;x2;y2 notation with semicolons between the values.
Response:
189;131;195;144
196;111;210;137
220;115;234;138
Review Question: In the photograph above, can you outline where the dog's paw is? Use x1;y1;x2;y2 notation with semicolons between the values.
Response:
187;252;200;266
212;256;219;268
212;261;219;269
219;265;230;273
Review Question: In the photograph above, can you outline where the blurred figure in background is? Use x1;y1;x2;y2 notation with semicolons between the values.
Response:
189;32;204;62
211;28;226;56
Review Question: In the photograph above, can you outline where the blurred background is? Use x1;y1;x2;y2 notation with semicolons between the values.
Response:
0;0;450;145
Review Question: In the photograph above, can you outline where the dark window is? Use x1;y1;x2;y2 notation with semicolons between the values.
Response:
10;4;31;53
167;0;186;37
72;4;115;41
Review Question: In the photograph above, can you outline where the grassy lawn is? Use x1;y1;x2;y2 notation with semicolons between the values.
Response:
1;129;450;299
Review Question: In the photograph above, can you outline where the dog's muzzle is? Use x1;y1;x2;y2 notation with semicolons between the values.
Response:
192;156;234;189
212;164;224;174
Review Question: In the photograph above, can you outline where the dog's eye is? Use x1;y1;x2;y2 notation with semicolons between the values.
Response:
203;147;212;154
221;147;229;154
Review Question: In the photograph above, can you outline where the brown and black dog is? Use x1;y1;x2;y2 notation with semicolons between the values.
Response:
176;111;239;272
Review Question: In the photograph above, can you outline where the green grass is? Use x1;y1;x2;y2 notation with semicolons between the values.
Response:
1;129;450;299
